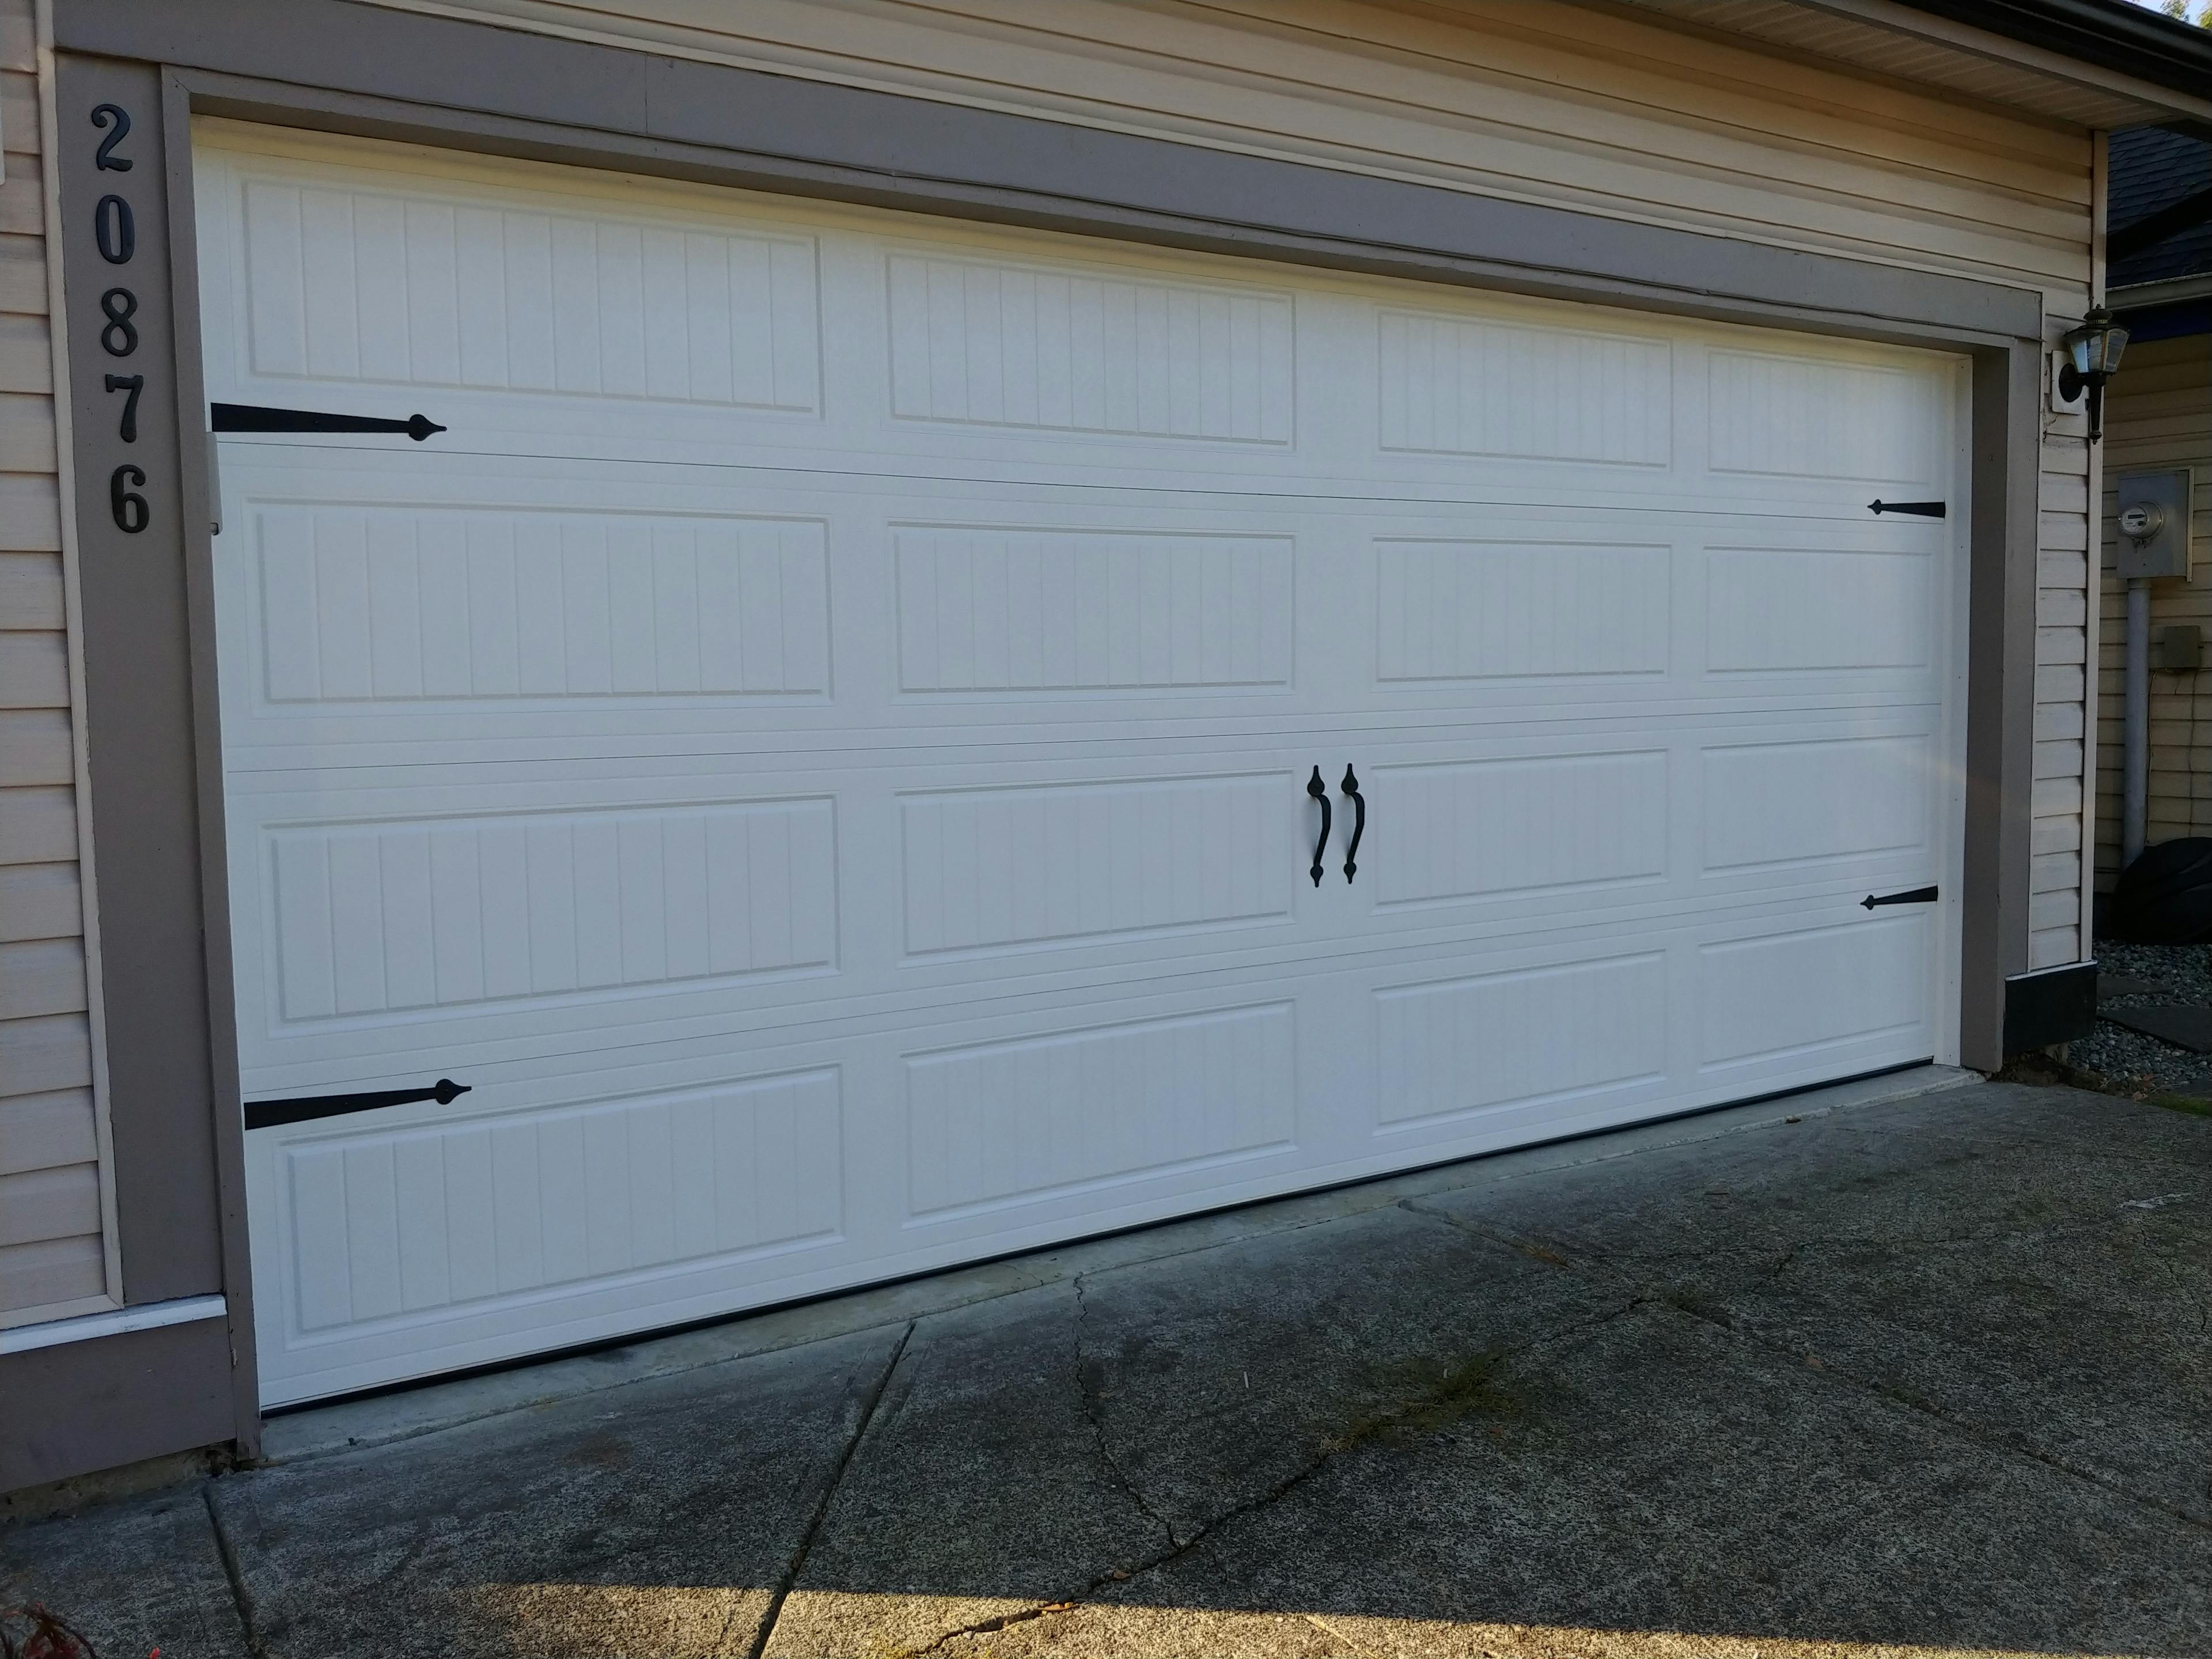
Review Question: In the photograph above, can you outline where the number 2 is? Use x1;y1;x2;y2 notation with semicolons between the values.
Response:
91;104;132;171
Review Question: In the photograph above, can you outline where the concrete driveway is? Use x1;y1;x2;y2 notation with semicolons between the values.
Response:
7;1073;2211;1658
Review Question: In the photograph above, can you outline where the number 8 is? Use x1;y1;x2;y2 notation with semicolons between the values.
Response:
99;287;138;356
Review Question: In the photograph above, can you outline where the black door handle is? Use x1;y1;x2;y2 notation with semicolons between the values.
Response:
1862;885;1938;909
245;1077;469;1131
1306;766;1331;887
1340;765;1365;883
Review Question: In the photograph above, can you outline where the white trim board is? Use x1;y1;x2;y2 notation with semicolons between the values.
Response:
0;1295;228;1355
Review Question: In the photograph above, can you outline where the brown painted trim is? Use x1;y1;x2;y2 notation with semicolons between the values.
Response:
0;1314;235;1493
161;68;260;1463
54;0;2046;346
1959;343;2045;1070
52;55;226;1307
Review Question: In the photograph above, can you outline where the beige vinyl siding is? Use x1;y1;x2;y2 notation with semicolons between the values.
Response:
2038;389;2095;968
2094;334;2212;895
377;0;2101;972
0;0;110;1325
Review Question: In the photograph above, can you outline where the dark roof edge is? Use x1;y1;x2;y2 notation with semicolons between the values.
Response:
1893;0;2212;108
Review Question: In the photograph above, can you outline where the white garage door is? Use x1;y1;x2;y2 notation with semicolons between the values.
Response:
195;126;1967;1406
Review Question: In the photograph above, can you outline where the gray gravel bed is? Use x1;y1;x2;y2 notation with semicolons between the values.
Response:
2094;939;2212;1005
2073;941;2212;1096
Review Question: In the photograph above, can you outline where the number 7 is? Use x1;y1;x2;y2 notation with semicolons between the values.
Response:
104;373;143;442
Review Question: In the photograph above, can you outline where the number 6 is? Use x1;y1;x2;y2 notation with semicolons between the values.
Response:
110;464;148;533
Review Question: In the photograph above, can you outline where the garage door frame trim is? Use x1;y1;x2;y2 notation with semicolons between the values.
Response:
44;0;2050;1457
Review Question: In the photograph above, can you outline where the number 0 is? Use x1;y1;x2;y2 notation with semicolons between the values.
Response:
94;195;134;265
109;464;148;534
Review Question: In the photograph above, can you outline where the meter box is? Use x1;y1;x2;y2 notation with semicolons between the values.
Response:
2116;468;2193;580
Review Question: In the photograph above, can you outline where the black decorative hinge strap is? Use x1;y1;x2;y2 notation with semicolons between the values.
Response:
211;403;446;441
245;1077;470;1131
1862;885;1938;910
1867;499;1945;518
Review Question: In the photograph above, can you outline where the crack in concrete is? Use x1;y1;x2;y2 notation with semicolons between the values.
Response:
906;1295;1650;1657
1099;1298;1649;1581
1408;1194;2212;1540
1760;1240;1802;1285
1396;1197;1586;1267
201;1484;268;1659
2119;1226;2211;1346
1073;1275;1181;1554
745;1322;915;1659
899;1599;1060;1656
1652;1296;2212;1536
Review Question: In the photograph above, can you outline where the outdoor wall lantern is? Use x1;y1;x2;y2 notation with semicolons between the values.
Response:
2058;306;2129;442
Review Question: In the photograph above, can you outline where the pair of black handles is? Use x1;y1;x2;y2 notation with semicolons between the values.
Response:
1306;766;1365;886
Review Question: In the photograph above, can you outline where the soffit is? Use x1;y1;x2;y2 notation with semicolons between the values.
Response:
1594;0;2191;128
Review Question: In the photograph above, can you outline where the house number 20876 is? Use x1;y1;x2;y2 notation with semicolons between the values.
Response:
89;102;149;534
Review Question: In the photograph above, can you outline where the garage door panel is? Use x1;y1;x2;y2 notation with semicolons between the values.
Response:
206;132;1962;512
1701;733;1938;873
240;499;1946;724
1371;749;1671;908
1698;912;1934;1071
1376;305;1674;467
899;772;1293;959
246;499;834;706
903;999;1298;1221
885;251;1294;445
283;1070;836;1344
258;1062;844;1359
1374;537;1672;683
226;778;1323;1086
246;972;1336;1401
1705;545;1936;675
1705;348;1947;486
221;693;1955;777
214;157;824;414
894;524;1294;694
1372;949;1671;1133
224;704;1945;1080
257;798;839;1031
232;857;1929;1102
